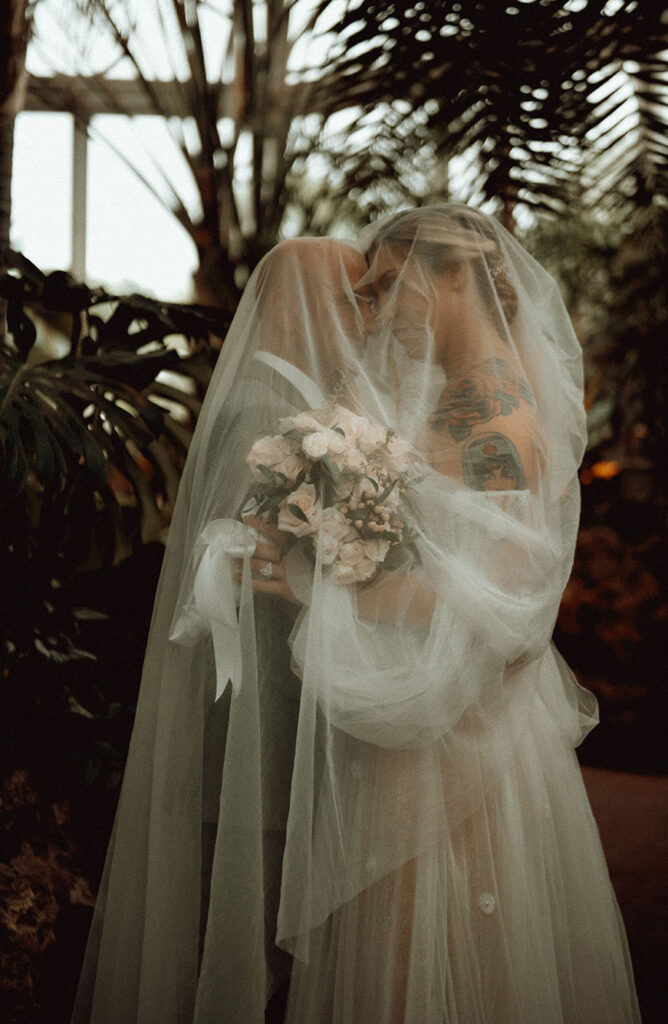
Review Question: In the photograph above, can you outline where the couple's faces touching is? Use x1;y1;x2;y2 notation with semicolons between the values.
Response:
262;236;474;369
355;244;469;365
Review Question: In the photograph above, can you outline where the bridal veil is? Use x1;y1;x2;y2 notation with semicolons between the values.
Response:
72;205;640;1024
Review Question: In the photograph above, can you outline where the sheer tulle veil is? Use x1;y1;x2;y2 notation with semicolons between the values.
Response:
71;205;639;1024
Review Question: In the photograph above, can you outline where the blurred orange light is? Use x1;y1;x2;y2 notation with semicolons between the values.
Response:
591;460;621;480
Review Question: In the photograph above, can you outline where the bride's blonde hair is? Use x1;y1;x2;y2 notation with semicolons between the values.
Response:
366;206;519;331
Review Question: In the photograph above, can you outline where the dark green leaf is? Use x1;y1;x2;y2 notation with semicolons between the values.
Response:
287;502;309;523
320;455;342;485
42;270;92;313
377;478;398;504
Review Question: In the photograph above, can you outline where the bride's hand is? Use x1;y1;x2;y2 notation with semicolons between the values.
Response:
234;514;303;606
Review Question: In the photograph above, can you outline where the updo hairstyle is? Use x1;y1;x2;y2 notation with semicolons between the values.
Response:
367;206;519;333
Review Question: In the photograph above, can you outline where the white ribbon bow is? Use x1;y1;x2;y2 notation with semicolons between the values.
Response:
169;519;259;700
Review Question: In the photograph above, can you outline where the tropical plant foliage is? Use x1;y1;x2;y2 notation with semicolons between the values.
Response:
525;195;667;478
298;0;668;231
28;0;350;304
26;1;668;290
0;249;226;666
603;199;667;479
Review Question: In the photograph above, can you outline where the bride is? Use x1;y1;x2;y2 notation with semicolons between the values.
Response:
71;205;641;1024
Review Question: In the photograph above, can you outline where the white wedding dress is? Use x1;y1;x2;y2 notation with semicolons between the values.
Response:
71;215;641;1024
190;353;640;1024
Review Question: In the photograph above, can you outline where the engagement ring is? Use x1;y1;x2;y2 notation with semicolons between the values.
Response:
260;562;274;579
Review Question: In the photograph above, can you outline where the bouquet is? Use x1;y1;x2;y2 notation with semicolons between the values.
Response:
243;405;418;585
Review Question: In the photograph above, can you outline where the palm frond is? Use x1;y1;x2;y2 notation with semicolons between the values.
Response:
303;0;668;224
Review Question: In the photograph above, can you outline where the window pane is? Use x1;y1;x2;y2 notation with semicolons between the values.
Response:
87;116;199;300
11;112;73;270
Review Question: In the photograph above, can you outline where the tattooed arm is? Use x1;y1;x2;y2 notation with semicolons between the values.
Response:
425;357;539;493
461;432;528;492
357;361;541;623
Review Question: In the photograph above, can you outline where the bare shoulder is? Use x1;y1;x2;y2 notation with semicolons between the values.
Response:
428;355;535;441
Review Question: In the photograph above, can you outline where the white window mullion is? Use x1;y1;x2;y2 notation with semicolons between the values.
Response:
71;115;88;280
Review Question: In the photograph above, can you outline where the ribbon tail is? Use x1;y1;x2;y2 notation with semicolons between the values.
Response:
174;528;257;701
211;619;243;701
209;551;254;701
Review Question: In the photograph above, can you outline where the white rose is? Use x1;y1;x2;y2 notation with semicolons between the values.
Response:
302;427;348;462
352;559;377;583
341;444;367;474
358;422;388;455
247;434;289;476
327;407;369;444
328;435;367;474
273;453;308;482
323;428;345;455
362;538;391;563
279;411;324;434
277;483;321;537
335;539;379;583
316;507;356;565
331;561;359;585
384;434;413;472
302;431;330;460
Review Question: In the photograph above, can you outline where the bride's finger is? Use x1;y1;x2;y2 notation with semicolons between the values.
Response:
249;556;285;579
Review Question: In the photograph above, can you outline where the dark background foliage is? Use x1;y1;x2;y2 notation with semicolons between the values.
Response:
1;250;225;673
0;261;225;1020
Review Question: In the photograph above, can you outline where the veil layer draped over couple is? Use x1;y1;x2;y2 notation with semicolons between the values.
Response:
72;204;640;1023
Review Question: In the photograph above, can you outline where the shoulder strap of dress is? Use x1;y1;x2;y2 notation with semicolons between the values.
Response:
253;351;326;408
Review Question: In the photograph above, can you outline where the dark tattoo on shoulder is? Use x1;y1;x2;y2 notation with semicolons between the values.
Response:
429;357;534;441
462;432;528;491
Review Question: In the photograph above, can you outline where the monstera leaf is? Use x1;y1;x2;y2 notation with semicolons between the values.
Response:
1;251;225;507
0;250;228;666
